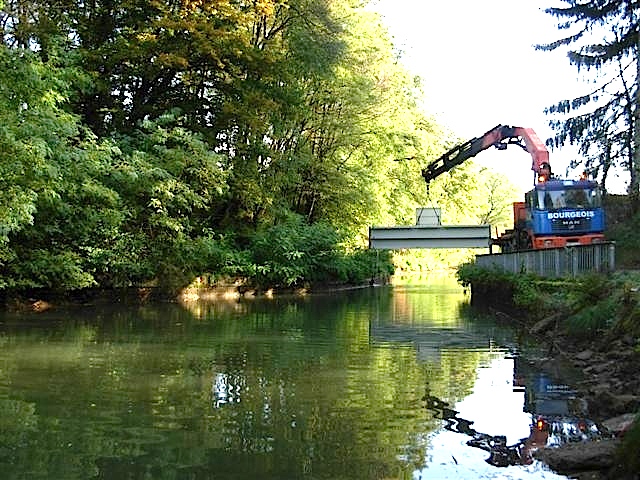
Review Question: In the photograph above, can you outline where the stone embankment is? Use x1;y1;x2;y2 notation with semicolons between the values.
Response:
523;312;639;479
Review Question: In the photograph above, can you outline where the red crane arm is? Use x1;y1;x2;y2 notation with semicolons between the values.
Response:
421;125;551;185
509;126;550;177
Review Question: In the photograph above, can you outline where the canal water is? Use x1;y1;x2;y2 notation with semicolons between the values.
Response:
0;276;594;479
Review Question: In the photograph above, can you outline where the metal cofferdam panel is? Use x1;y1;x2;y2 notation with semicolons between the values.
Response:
368;225;491;249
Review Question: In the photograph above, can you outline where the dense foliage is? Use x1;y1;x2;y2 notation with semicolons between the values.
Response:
0;0;517;294
605;199;640;266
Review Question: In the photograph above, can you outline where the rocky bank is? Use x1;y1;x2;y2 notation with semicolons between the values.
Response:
516;311;640;479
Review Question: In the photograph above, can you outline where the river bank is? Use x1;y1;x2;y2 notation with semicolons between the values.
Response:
519;308;637;479
465;270;640;480
0;275;393;313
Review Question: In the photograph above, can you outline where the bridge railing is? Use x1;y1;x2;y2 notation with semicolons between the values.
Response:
474;242;616;278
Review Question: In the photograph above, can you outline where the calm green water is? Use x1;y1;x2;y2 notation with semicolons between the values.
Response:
0;277;574;479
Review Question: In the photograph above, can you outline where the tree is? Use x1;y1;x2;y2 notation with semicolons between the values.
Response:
0;44;105;289
537;1;640;200
271;2;439;238
104;114;231;289
0;0;439;291
211;0;349;233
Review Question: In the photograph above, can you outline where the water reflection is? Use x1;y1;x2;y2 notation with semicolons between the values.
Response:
516;361;603;455
422;365;602;469
414;351;605;478
0;278;586;479
212;372;245;408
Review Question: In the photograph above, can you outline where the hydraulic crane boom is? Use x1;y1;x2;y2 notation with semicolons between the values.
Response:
422;124;551;185
419;123;605;251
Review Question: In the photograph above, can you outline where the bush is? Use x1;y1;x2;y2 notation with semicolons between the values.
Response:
565;273;613;307
245;215;394;290
607;206;640;268
558;274;618;337
564;297;618;338
458;263;640;342
248;216;338;288
332;248;394;285
8;249;96;290
456;262;546;313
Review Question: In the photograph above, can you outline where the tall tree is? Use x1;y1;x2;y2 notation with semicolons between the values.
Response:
537;1;640;199
267;2;439;236
0;0;460;290
211;0;348;233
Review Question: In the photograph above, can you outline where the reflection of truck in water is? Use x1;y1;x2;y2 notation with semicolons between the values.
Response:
512;357;601;464
424;354;604;467
422;125;606;251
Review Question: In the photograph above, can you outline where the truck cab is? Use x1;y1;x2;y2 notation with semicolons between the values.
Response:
522;179;605;249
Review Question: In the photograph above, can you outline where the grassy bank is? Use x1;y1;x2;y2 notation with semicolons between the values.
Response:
457;264;640;338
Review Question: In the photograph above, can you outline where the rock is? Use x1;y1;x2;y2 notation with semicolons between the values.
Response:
530;313;561;335
621;334;635;346
588;391;640;418
31;299;52;312
533;439;620;474
608;394;640;414
576;349;595;362
571;472;607;480
588;383;613;396
602;413;637;437
607;348;636;361
585;361;615;375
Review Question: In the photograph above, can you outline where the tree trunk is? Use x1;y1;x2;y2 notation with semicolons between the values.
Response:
632;9;640;211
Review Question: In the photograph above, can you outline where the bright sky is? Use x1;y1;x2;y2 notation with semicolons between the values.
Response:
371;0;628;194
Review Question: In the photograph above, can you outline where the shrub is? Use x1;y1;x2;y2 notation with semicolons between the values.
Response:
564;297;618;338
456;262;546;313
332;248;394;285
565;273;613;308
248;216;338;288
561;274;631;338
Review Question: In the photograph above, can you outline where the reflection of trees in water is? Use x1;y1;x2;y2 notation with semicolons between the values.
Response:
212;372;246;408
0;286;531;479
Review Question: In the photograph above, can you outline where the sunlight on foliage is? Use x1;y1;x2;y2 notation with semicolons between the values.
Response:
0;1;516;293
